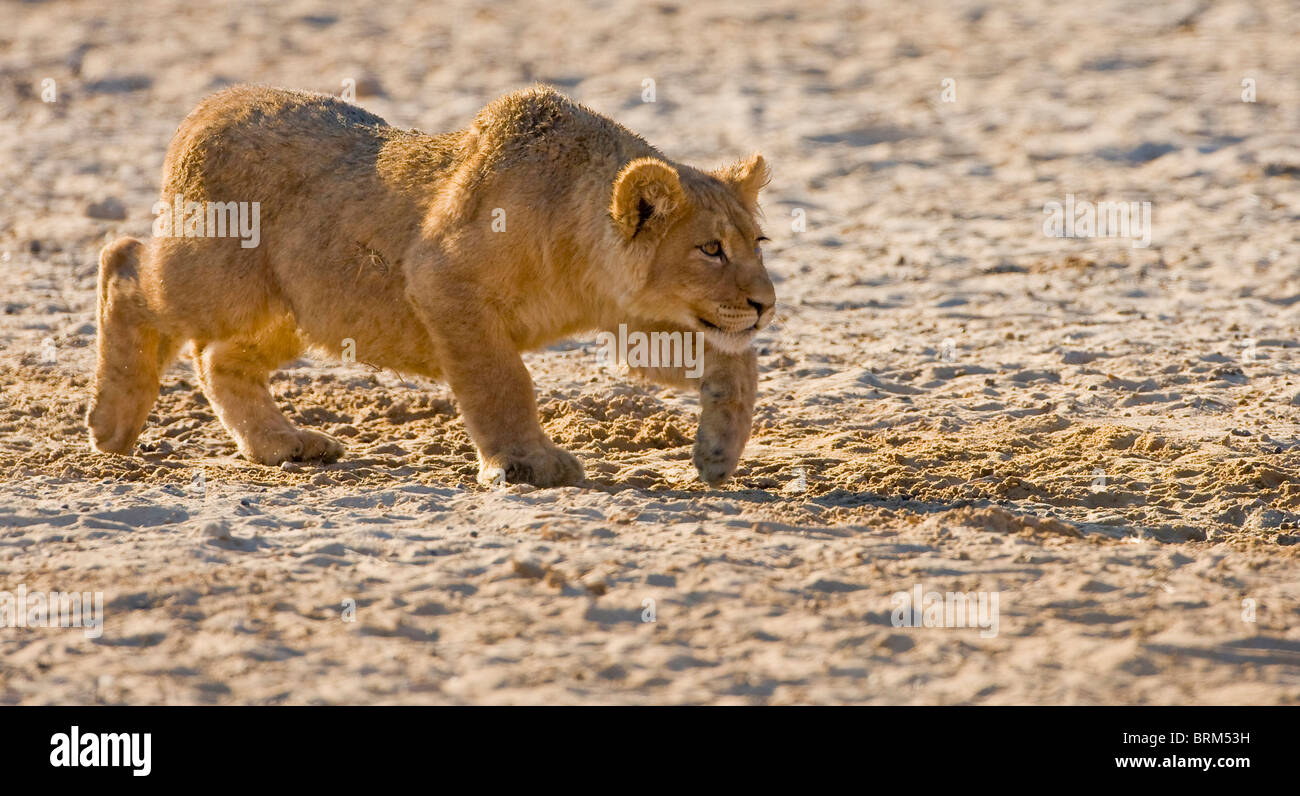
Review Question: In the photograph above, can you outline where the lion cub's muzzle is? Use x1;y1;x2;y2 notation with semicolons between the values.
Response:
700;298;773;335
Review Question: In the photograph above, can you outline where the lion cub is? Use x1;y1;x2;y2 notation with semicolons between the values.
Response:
88;84;775;487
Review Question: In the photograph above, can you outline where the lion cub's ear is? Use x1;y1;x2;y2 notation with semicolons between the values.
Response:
611;157;685;240
714;153;770;211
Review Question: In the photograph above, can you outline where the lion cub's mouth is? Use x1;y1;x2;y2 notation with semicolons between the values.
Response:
696;316;759;334
695;316;759;353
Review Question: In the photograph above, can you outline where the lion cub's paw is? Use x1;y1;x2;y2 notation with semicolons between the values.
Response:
245;428;345;466
477;443;584;488
693;418;746;487
87;408;138;455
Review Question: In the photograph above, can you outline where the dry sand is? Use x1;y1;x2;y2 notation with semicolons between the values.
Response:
1;0;1298;704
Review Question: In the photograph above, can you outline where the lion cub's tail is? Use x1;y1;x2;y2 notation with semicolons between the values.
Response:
87;237;174;455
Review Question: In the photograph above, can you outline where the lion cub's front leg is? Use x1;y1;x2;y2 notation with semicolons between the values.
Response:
453;353;583;488
693;347;758;486
411;294;583;488
619;324;759;486
453;347;583;488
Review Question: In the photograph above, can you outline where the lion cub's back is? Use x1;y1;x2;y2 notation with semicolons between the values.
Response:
161;84;390;202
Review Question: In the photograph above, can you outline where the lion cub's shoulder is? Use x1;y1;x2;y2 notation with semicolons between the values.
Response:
466;85;652;161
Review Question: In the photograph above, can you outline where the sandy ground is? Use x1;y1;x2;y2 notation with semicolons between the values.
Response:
1;0;1299;704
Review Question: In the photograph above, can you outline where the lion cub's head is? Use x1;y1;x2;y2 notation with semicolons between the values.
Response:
610;153;776;354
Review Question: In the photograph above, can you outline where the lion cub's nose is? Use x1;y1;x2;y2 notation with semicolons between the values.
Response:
747;298;773;327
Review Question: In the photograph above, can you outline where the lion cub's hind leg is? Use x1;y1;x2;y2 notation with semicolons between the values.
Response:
88;237;181;455
193;327;344;466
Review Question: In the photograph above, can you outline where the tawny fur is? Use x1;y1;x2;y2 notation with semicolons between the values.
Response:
87;84;776;487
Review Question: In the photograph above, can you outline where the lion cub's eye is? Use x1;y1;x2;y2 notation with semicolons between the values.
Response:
698;240;724;258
